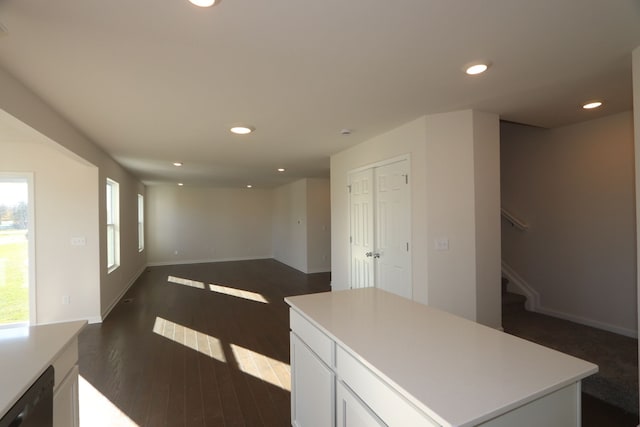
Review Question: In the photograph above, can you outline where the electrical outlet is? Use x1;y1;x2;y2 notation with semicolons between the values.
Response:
62;296;71;305
435;237;450;251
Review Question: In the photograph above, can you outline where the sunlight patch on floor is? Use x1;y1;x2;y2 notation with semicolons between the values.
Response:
167;275;205;289
231;343;290;391
79;375;139;427
153;316;226;362
209;283;268;304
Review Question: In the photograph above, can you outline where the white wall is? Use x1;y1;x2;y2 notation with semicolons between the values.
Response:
0;138;101;323
306;178;331;273
0;67;146;321
272;178;331;274
273;179;308;272
331;110;501;327
146;185;273;265
502;112;637;336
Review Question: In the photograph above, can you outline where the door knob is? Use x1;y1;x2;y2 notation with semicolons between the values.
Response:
373;252;381;258
365;252;373;257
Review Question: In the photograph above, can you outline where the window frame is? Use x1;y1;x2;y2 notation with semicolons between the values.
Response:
138;193;144;252
106;178;120;273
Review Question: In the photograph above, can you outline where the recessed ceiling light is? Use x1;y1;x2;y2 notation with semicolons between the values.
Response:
582;101;603;110
246;184;253;188
277;168;286;172
465;62;490;75
189;0;216;7
340;129;352;135
230;126;254;135
173;162;183;167
178;183;184;186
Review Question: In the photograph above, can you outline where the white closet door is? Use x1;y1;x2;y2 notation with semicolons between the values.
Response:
348;159;411;298
375;160;411;299
349;168;375;289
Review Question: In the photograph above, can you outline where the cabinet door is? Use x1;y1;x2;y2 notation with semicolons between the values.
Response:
291;333;335;427
336;381;386;427
53;365;79;427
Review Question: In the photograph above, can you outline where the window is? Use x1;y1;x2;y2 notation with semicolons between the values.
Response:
106;178;120;272
138;194;144;252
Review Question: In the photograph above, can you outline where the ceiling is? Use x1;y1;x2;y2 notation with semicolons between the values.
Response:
0;0;639;188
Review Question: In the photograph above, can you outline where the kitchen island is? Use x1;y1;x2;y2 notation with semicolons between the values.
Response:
286;288;597;427
0;320;86;427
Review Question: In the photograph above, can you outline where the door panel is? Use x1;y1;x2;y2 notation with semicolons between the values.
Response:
291;333;335;427
349;169;374;289
375;161;411;299
336;381;386;427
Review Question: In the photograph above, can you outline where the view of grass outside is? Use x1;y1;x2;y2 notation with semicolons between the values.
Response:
0;229;29;325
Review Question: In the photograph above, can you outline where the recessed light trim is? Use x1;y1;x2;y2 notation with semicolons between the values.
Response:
465;62;490;75
189;0;216;7
582;101;603;110
230;126;254;135
173;162;183;167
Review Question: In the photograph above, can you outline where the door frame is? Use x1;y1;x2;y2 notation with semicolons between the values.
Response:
347;154;412;294
0;172;36;325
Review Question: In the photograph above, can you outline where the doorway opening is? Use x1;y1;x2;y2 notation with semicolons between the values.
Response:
0;174;34;326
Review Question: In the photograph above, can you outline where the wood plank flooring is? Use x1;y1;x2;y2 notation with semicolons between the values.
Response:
79;259;330;427
79;259;636;426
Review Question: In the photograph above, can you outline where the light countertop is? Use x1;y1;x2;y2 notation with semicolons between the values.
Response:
285;288;598;427
0;320;86;416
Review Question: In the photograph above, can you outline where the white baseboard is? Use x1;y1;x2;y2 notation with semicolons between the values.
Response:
535;306;638;339
100;264;147;321
502;260;638;338
147;255;272;267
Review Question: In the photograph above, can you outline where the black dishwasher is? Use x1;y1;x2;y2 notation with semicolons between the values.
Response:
0;365;54;427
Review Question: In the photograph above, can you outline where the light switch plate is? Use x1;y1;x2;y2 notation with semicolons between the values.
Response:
71;237;86;246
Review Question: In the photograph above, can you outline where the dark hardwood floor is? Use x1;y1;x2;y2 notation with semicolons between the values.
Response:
79;260;637;426
79;259;330;427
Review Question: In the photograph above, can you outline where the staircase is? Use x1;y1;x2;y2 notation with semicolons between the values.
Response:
501;276;527;314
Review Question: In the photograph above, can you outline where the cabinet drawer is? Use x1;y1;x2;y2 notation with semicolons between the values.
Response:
290;309;334;367
336;346;440;427
52;337;79;391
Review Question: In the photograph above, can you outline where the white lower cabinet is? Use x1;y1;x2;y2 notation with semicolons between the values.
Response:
53;365;79;427
290;310;438;427
52;337;80;427
336;381;386;427
291;332;335;427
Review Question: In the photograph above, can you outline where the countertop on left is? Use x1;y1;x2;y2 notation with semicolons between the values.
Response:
0;320;86;416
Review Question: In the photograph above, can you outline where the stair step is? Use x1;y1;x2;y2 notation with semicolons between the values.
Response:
502;291;527;313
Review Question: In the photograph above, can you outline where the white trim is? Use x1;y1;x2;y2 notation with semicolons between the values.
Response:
502;260;638;338
535;305;638;339
147;255;272;267
0;172;36;325
306;267;331;274
100;264;146;321
347;154;412;298
347;153;410;175
38;316;101;325
501;261;539;311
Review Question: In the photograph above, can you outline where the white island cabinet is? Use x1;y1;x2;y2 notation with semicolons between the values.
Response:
0;320;86;427
285;289;597;427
